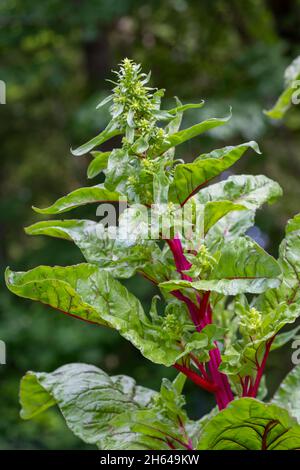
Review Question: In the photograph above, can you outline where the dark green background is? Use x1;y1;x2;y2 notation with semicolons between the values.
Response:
1;0;300;449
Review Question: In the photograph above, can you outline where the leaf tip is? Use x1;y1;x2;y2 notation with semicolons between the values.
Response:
4;266;12;287
32;205;45;214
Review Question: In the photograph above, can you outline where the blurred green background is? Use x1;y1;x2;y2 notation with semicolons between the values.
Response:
1;0;300;449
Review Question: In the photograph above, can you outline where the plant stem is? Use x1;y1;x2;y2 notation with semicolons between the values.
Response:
166;237;192;280
248;337;274;397
168;235;234;410
174;363;218;393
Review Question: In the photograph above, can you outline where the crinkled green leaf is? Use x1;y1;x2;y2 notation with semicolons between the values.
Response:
25;219;160;279
160;237;281;295
169;141;260;205
204;200;246;235
264;86;297;120
197;174;282;249
256;215;300;329
32;185;120;215
197;174;282;210
286;213;300;234
219;293;300;383
272;366;300;422
111;377;202;450
5;264;211;366
205;236;281;294
264;56;300;119
20;363;156;449
198;398;300;450
20;364;205;450
87;151;110;179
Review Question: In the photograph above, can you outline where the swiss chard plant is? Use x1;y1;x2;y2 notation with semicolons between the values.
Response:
6;59;300;450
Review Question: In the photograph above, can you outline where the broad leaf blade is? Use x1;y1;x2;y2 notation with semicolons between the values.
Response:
25;219;161;279
197;174;282;210
5;264;113;327
160;237;281;295
32;185;120;214
169;141;260;205
204;200;246;235
257;216;300;328
20;363;156;449
197;398;300;450
5;264;197;366
197;174;282;249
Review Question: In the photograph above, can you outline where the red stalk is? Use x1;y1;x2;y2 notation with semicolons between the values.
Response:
248;337;274;398
190;353;210;381
174;363;219;393
168;235;234;410
166;237;192;280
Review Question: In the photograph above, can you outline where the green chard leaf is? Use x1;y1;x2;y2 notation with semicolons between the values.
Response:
197;174;282;209
111;377;201;450
256;214;300;331
203;200;246;235
25;219;160;279
20;364;204;450
197;398;300;450
160;236;281;296
20;363;157;450
32;184;120;215
197;174;282;250
7;58;300;448
169;141;260;205
286;213;300;234
5;264;215;366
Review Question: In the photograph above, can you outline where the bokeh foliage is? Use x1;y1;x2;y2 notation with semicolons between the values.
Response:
1;0;300;449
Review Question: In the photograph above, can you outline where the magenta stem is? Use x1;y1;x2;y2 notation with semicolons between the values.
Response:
167;235;234;410
248;337;274;398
